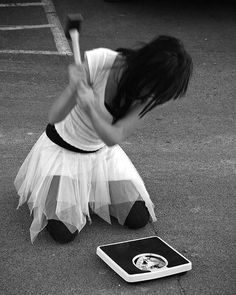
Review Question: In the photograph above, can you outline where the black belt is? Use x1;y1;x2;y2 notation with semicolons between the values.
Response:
46;124;101;154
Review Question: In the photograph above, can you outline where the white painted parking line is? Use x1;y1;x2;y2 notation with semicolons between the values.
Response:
0;0;72;56
0;24;52;30
0;2;44;7
0;49;72;55
42;0;72;55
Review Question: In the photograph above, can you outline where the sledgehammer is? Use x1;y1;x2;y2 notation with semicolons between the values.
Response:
65;14;83;65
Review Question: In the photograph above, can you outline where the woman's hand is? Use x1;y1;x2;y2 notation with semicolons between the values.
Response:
68;63;95;111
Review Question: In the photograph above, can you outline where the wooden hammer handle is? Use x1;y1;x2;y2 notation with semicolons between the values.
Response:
69;29;82;65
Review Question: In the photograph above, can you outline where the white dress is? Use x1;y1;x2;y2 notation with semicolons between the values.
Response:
14;48;157;243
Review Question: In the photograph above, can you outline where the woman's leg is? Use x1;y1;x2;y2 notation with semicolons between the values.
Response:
109;180;150;229
46;219;78;244
124;200;150;229
45;176;78;243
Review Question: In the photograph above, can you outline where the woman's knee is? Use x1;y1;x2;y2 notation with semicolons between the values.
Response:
124;201;150;229
46;219;78;244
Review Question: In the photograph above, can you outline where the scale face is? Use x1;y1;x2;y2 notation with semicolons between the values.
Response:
96;236;192;283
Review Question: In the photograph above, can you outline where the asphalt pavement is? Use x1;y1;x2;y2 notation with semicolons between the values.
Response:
0;0;235;294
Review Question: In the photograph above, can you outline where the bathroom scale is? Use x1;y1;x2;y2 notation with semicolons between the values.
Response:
96;236;192;283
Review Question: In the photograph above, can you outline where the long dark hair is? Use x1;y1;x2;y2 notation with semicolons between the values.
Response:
112;35;193;122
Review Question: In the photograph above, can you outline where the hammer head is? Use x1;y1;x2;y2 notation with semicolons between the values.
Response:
65;13;83;39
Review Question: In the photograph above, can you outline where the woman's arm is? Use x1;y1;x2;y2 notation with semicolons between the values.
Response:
48;85;77;124
83;101;148;146
48;60;91;125
70;62;150;147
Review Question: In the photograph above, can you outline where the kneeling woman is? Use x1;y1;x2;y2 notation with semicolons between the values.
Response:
14;35;193;243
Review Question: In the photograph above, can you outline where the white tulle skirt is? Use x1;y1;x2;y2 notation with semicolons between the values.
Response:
14;132;157;242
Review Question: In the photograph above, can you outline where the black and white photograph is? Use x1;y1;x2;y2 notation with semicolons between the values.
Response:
0;0;235;294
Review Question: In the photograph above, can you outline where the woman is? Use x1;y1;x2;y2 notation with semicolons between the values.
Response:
15;35;193;243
